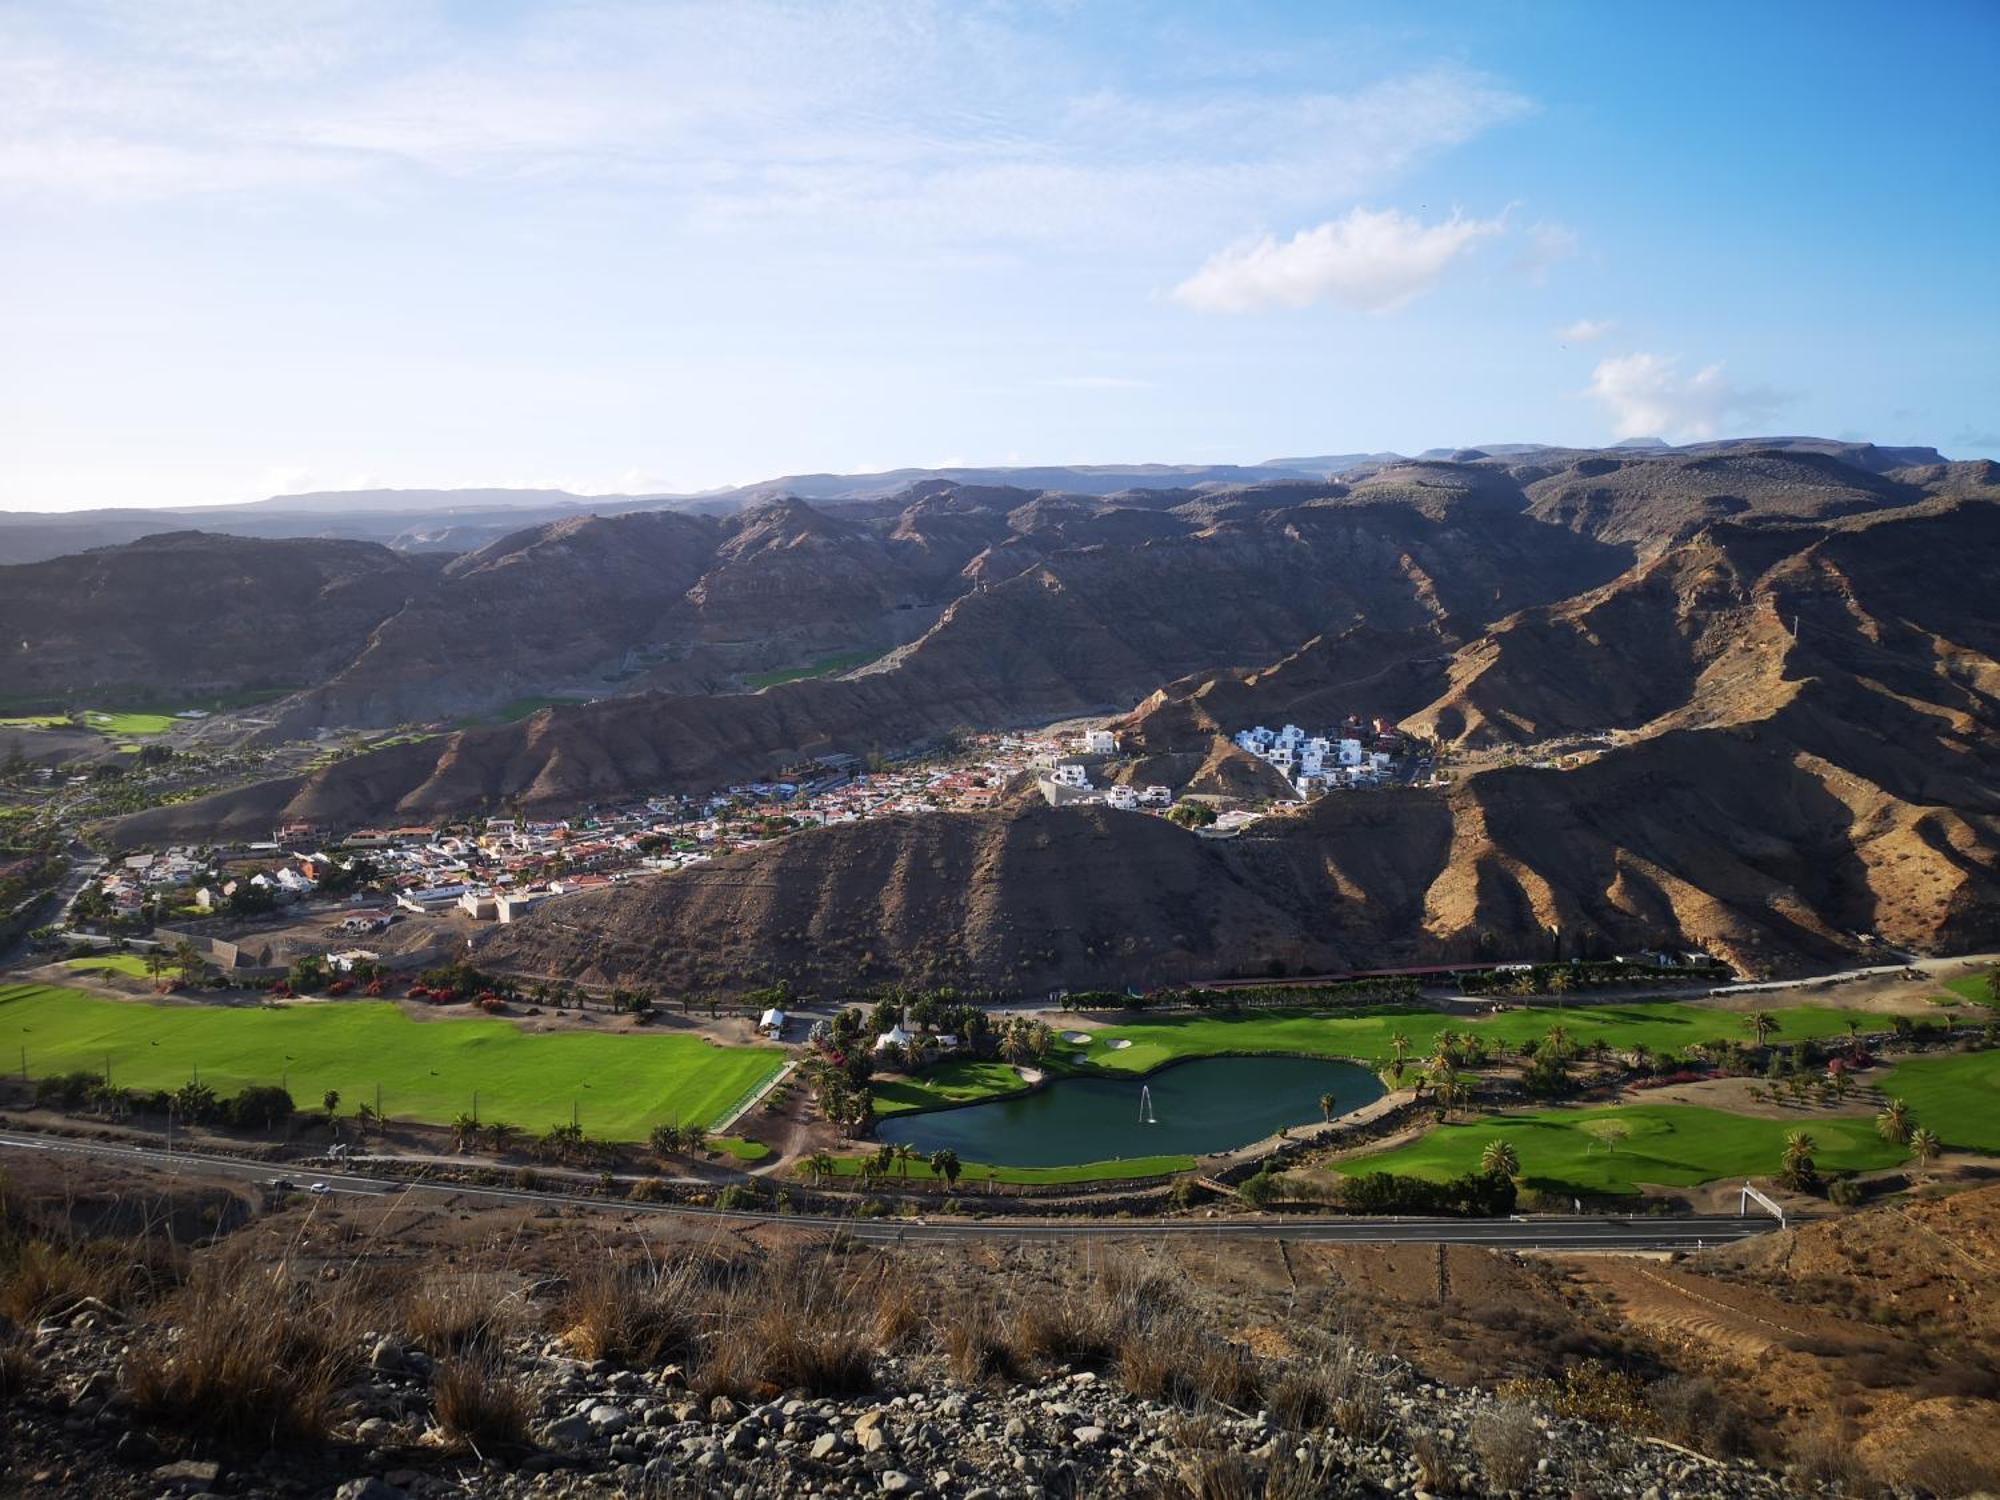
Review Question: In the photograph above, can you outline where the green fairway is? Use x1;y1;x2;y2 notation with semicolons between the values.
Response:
80;710;175;736
0;983;783;1140
873;1059;1030;1116
1339;1103;1905;1196
0;715;69;729
1079;1001;1860;1073
872;1000;1867;1116
1935;973;1998;1009
1878;1049;2000;1152
62;955;152;979
809;1151;1193;1186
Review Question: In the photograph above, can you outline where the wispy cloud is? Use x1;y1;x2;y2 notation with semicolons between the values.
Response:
1045;375;1153;391
1556;318;1615;343
1511;221;1577;282
1171;207;1507;314
0;3;1532;258
1587;353;1789;440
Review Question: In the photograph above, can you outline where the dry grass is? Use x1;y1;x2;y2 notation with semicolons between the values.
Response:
122;1254;362;1446
1010;1295;1119;1370
1147;1451;1335;1500
0;1234;160;1323
871;1276;926;1352
945;1299;1018;1386
402;1271;514;1356
0;1339;36;1400
1410;1430;1457;1495
1117;1314;1262;1412
432;1354;533;1454
694;1253;876;1401
556;1253;704;1366
1469;1402;1538;1491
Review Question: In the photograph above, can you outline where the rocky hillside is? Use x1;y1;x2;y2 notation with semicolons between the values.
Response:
0;532;438;706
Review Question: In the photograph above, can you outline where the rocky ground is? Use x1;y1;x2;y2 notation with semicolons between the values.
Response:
8;1311;1803;1500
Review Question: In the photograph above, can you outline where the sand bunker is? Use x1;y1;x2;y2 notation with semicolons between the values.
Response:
1107;1038;1132;1050
1063;1031;1091;1044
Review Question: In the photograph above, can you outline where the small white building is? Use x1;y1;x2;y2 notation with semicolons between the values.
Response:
1082;729;1118;755
873;1023;915;1052
1050;762;1091;789
1105;784;1138;810
1337;737;1365;767
1138;784;1172;806
758;1007;787;1037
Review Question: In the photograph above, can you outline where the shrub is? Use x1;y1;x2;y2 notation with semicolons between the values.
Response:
1647;1375;1756;1459
402;1272;510;1355
432;1354;532;1451
123;1258;360;1446
1337;1170;1515;1217
1010;1296;1118;1370
1469;1402;1538;1491
557;1258;701;1366
945;1300;1016;1385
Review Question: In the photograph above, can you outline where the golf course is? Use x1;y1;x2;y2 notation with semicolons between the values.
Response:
0;983;784;1139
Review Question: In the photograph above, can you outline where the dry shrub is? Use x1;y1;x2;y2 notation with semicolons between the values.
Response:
1410;1430;1457;1495
432;1354;532;1453
123;1256;362;1447
1118;1315;1262;1412
1469;1402;1537;1492
871;1277;925;1352
694;1252;874;1401
1011;1295;1118;1370
402;1271;513;1356
1892;1432;2000;1499
1149;1450;1333;1500
1646;1374;1757;1459
0;1340;36;1400
945;1300;1018;1385
556;1255;702;1366
0;1235;159;1323
1789;1423;1873;1493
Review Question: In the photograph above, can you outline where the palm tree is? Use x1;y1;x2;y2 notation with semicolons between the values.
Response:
1751;1012;1778;1048
1480;1139;1520;1180
143;947;170;990
1389;1032;1413;1066
449;1112;479;1153
893;1142;917;1181
173;938;202;986
1781;1130;1818;1191
1545;1024;1571;1059
1908;1126;1942;1168
928;1148;961;1190
485;1121;519;1157
1844;1017;1862;1058
1430;1066;1468;1120
803;1150;837;1186
1875;1096;1911;1145
322;1089;340;1115
1830;1071;1851;1103
1318;1091;1337;1123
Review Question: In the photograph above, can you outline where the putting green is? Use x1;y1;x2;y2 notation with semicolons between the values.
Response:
1338;1103;1907;1196
873;1060;1029;1116
62;955;153;979
80;710;175;736
1877;1049;2000;1152
0;983;783;1139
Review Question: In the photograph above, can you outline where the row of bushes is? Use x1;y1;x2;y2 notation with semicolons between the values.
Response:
31;1072;296;1129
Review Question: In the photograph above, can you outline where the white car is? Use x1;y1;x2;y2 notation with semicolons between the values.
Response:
307;1181;333;1196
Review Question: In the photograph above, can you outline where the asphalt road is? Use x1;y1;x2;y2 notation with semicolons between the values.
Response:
0;1129;1785;1250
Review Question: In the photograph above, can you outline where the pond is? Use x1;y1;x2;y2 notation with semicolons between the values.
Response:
875;1055;1384;1168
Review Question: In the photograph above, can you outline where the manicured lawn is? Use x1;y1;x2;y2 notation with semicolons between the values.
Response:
1877;1049;2000;1152
61;955;152;979
1081;1002;1861;1073
0;715;69;729
713;1136;773;1164
80;710;175;736
0;983;784;1140
745;650;882;690
1339;1103;1905;1197
809;1151;1193;1186
873;1059;1031;1117
1934;973;1998;1009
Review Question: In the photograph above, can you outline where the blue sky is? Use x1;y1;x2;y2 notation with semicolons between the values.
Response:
1;0;1995;510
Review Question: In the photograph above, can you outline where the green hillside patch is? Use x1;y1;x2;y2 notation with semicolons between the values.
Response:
1934;973;1998;1009
745;650;882;690
1338;1103;1905;1197
0;983;783;1140
1877;1049;2000;1152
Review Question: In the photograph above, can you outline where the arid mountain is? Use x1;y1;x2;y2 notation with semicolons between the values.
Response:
0;532;437;705
93;442;2000;981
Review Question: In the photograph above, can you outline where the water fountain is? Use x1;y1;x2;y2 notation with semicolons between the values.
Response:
1139;1083;1156;1125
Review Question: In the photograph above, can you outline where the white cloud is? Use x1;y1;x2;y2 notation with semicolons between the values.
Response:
0;4;1531;256
1556;318;1615;343
1587;353;1789;441
1511;221;1577;282
1171;206;1506;314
